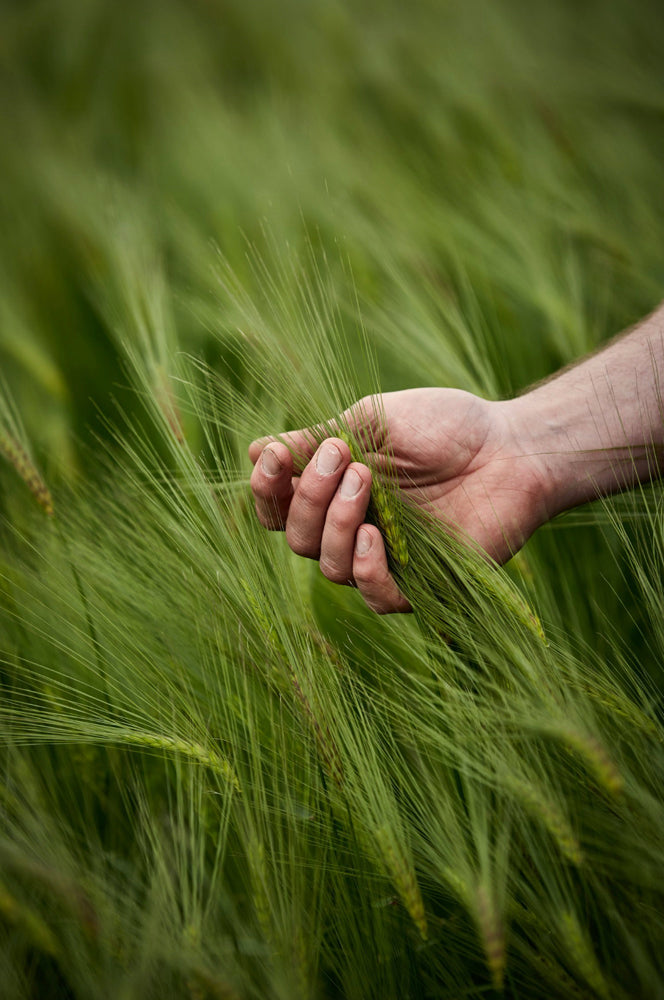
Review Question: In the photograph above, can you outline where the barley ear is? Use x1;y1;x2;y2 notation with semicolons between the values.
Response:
0;430;54;516
559;727;624;797
247;838;272;945
376;825;428;940
117;731;241;793
475;882;506;991
560;910;610;999
337;429;409;569
444;870;506;990
505;775;583;866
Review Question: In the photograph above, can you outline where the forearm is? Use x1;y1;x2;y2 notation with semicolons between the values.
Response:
507;303;664;517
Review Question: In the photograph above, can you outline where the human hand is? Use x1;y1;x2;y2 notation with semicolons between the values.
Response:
249;388;550;614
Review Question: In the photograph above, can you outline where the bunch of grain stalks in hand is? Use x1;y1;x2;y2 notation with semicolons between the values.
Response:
0;248;663;1000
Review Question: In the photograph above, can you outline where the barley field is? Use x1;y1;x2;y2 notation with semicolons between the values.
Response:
1;1;664;997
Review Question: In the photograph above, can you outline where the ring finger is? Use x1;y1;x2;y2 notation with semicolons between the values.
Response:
285;438;351;558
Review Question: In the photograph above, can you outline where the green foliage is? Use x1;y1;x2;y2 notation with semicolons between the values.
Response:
1;0;664;997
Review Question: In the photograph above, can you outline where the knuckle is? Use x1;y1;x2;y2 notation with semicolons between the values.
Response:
255;504;284;531
353;559;388;587
353;395;375;424
250;472;276;501
352;561;372;585
285;523;318;559
372;604;391;616
362;593;391;615
292;478;321;512
325;506;355;534
328;436;351;460
254;506;271;528
361;584;409;614
252;481;272;502
319;557;349;585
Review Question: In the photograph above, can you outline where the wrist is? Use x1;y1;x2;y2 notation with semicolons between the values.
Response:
487;397;566;533
504;384;662;520
504;392;593;518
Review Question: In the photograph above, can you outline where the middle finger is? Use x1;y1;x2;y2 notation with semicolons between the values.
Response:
285;438;351;558
319;463;372;585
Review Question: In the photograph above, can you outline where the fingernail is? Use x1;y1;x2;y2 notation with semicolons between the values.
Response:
261;447;282;477
316;442;342;475
356;527;372;555
340;468;362;498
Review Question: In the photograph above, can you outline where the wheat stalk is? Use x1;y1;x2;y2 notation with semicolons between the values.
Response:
240;577;344;789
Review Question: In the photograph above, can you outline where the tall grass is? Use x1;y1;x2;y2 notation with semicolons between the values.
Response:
1;0;664;997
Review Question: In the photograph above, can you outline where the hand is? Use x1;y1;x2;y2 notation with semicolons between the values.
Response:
249;388;549;614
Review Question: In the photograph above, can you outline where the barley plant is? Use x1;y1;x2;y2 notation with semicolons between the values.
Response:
1;0;664;997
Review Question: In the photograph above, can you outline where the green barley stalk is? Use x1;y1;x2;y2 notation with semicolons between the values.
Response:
441;867;506;990
475;881;507;992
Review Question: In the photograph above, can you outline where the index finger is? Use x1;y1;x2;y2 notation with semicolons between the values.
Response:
248;428;320;471
249;398;384;470
249;441;296;530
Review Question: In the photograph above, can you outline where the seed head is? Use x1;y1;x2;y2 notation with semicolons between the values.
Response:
376;825;428;940
0;430;54;516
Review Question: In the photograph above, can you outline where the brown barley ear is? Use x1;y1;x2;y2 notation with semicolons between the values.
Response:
0;430;54;516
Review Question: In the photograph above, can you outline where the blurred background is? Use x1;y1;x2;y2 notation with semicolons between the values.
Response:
1;0;664;480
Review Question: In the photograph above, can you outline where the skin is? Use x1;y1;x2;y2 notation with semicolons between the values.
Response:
249;304;664;614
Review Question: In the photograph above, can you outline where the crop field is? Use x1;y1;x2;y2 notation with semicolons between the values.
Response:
1;0;664;997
